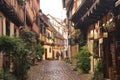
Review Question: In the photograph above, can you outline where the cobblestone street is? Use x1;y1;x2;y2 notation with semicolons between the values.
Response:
28;61;91;80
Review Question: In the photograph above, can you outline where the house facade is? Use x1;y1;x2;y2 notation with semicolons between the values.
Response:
62;0;79;63
64;0;120;79
47;14;68;59
0;0;41;71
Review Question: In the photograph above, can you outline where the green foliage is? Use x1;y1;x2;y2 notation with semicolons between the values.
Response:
104;23;112;31
0;36;30;80
64;57;70;63
19;29;36;44
13;49;30;80
74;29;81;39
73;29;81;44
95;60;103;72
0;29;40;80
36;43;44;59
93;41;99;59
105;23;111;30
0;70;17;80
19;29;36;55
92;53;99;59
75;45;91;73
92;60;103;80
0;36;17;53
93;42;97;49
0;30;36;80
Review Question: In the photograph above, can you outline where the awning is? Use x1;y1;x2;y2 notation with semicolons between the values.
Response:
71;0;93;23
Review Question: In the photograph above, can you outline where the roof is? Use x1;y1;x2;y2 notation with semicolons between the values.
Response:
39;13;49;27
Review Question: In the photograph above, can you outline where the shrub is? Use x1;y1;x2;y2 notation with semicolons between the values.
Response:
92;60;103;80
75;45;91;73
0;34;32;80
36;43;44;60
0;70;17;80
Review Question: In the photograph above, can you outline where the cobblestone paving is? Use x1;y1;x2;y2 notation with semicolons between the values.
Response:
28;61;82;80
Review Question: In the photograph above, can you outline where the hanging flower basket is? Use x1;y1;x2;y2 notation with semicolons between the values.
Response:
104;22;115;32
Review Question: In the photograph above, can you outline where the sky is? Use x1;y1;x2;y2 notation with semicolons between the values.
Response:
40;0;66;20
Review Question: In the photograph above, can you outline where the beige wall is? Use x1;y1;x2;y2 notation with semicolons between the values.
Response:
43;45;53;59
43;28;53;60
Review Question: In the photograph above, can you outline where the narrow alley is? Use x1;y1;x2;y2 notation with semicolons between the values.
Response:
1;0;120;80
28;61;91;80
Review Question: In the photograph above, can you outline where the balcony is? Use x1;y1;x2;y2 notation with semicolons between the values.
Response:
0;0;24;26
71;0;95;23
71;0;115;29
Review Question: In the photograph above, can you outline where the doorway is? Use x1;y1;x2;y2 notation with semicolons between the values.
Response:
45;49;47;59
52;50;54;60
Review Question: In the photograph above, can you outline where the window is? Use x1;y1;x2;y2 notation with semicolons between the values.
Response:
49;48;51;53
48;33;50;38
6;19;10;36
